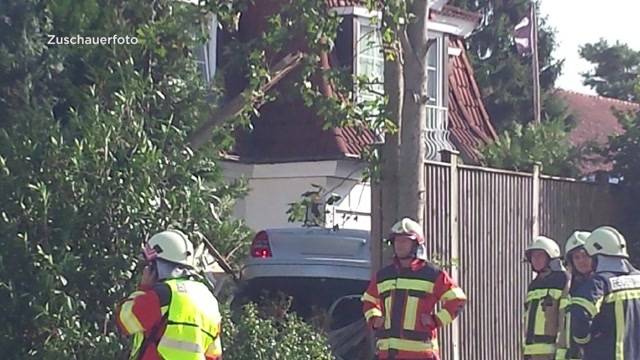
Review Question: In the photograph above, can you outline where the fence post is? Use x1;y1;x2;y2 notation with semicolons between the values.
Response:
532;163;541;239
443;149;461;360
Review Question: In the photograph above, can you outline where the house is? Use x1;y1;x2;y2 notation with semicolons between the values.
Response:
557;89;640;179
219;1;498;231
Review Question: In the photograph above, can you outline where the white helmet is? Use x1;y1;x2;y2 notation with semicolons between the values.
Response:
564;231;591;260
526;236;561;259
389;218;424;244
584;226;629;258
144;229;195;267
389;218;427;261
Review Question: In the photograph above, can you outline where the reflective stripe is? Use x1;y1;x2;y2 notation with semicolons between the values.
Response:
441;287;466;301
158;337;203;353
527;288;563;302
523;342;556;355
129;333;144;360
574;333;591;345
362;292;378;305
555;348;567;360
605;289;640;303
377;337;439;352
572;297;600;317
377;278;434;294
534;301;546;335
435;309;453;327
365;308;382;321
564;311;572;347
384;296;392;329
614;300;625;360
119;299;144;334
403;296;419;330
559;297;570;310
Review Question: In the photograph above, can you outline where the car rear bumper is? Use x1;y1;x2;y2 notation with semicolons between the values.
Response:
241;260;371;281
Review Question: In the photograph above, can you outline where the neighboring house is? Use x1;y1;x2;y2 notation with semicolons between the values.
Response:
221;1;498;231
557;89;640;180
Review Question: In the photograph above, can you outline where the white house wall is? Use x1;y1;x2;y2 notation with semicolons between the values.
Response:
325;179;371;231
221;160;371;231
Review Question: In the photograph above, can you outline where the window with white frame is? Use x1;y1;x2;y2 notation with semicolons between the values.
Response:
427;34;445;107
355;19;384;103
426;33;447;131
194;15;218;83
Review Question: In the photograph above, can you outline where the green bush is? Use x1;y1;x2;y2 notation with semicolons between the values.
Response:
480;117;581;176
222;303;335;360
607;108;640;264
0;1;250;358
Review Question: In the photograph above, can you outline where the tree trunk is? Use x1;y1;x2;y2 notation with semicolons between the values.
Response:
397;0;428;224
381;8;404;241
376;5;405;270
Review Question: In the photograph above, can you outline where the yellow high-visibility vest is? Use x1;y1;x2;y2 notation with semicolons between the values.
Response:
156;279;222;360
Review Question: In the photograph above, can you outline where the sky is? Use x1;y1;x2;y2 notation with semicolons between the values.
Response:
539;0;640;95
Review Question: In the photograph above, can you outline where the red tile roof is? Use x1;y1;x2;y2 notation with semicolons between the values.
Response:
448;38;497;163
437;5;482;23
557;89;639;174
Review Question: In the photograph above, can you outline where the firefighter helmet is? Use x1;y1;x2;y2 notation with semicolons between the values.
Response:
584;226;629;258
143;229;195;267
564;231;591;261
526;236;561;259
389;218;424;244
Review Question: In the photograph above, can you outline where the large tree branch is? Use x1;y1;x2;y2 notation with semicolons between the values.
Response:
188;52;306;151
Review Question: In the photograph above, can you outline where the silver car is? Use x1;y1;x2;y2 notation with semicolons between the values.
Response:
234;227;374;359
241;227;371;281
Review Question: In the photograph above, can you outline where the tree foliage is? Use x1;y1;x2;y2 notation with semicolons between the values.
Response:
449;0;563;129
0;0;358;358
580;40;640;102
480;117;581;176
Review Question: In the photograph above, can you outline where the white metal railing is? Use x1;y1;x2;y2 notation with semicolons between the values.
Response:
424;105;454;159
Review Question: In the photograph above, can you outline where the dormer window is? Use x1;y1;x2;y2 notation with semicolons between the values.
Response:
355;19;383;103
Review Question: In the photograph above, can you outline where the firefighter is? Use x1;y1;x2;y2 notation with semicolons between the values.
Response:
115;230;223;360
361;218;466;360
555;231;592;360
570;226;640;360
523;235;570;360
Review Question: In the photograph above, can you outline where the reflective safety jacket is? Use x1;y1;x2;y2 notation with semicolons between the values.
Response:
556;275;590;360
116;278;222;360
523;270;570;357
361;259;466;360
570;269;640;360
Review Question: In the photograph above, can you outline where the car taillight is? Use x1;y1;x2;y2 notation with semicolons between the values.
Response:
250;231;272;258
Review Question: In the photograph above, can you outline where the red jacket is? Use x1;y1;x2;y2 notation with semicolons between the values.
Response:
362;259;466;360
115;282;222;360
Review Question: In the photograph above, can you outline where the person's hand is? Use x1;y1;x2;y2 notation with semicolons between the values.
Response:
371;316;384;329
421;314;437;330
139;264;157;289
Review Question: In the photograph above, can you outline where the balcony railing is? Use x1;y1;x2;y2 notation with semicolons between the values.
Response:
424;105;454;160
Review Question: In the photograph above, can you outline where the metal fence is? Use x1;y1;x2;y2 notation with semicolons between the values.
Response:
371;154;624;360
